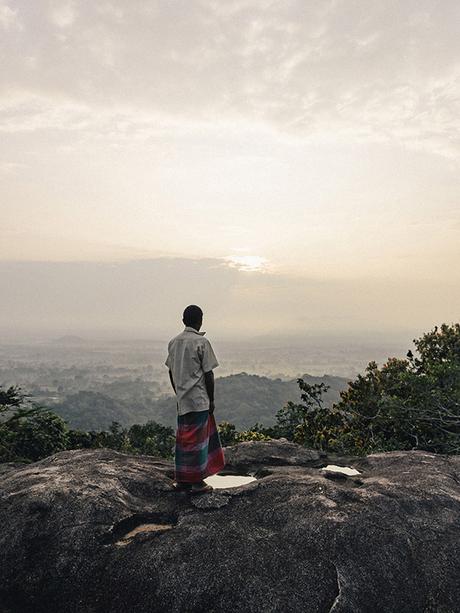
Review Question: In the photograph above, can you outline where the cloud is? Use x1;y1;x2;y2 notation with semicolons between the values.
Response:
0;0;21;29
0;161;27;174
49;1;76;28
0;0;459;159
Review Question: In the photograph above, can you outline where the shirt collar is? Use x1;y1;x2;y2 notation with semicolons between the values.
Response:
184;326;206;336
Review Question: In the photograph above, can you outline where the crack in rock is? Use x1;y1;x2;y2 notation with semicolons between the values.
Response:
103;512;178;546
329;565;344;613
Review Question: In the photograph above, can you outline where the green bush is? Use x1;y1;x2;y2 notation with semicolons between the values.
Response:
217;421;239;446
278;323;460;455
236;430;271;442
128;421;175;458
217;420;273;444
1;386;68;462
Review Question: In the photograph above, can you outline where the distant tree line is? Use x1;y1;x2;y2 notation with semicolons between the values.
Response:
1;323;459;463
49;372;347;431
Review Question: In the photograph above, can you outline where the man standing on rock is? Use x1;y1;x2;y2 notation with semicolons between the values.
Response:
165;305;226;494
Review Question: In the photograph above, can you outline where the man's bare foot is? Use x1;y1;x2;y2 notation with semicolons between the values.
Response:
172;481;192;491
190;481;213;495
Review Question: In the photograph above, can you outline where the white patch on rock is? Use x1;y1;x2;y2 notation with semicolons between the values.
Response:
321;465;361;476
204;475;257;488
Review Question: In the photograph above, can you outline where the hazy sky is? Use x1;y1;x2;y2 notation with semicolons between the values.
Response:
1;1;459;338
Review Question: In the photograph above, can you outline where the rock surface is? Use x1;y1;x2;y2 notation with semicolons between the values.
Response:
1;441;459;613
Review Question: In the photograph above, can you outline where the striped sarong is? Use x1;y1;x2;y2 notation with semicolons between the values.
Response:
174;410;225;483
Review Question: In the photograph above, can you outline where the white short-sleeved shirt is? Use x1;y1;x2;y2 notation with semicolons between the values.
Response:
165;326;219;416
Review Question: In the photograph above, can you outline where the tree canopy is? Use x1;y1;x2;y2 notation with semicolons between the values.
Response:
272;324;460;455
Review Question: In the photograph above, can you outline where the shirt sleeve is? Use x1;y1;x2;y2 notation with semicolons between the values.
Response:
200;339;219;372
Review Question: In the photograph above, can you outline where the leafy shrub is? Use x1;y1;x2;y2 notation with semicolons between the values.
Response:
279;324;460;455
217;421;239;446
236;430;271;442
1;386;68;462
128;421;175;457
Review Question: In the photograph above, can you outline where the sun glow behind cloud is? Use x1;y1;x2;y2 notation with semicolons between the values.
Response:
225;255;268;273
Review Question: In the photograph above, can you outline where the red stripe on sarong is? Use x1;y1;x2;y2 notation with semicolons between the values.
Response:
174;411;225;483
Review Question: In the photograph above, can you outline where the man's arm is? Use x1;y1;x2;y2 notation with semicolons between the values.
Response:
168;369;176;394
204;370;215;415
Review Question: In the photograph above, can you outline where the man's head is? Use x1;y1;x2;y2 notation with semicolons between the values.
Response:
183;305;203;331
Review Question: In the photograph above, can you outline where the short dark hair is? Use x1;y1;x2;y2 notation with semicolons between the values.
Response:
183;304;203;326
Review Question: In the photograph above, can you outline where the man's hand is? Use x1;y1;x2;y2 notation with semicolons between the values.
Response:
168;369;176;394
204;370;215;415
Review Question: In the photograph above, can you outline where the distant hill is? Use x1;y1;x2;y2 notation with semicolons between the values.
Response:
51;373;349;431
209;372;347;429
148;373;349;429
52;335;87;345
51;391;152;431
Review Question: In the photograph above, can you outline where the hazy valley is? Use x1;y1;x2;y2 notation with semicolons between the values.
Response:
0;334;409;430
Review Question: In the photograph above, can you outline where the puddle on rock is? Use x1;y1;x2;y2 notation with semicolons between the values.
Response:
321;465;361;476
204;474;256;488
